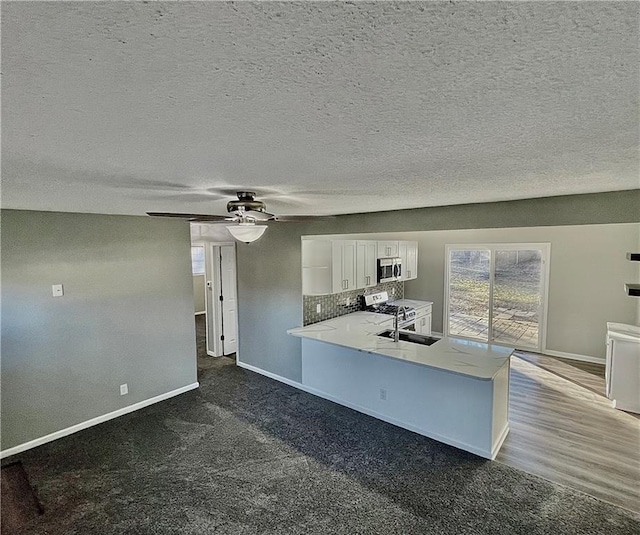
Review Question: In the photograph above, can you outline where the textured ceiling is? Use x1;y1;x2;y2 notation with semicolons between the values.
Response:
2;1;638;217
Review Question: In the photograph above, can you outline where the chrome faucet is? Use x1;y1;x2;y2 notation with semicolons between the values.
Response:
393;306;409;342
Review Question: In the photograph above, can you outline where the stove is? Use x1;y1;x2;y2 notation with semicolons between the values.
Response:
362;291;416;326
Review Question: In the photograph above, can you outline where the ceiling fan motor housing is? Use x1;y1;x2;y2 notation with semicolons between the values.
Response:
227;191;267;213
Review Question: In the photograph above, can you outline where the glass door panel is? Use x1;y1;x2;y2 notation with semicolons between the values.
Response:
492;250;542;348
448;249;490;342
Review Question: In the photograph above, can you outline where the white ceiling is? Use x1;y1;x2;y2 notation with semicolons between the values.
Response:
2;1;638;217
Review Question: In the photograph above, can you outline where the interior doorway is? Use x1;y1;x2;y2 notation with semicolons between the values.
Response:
205;243;238;357
444;243;550;352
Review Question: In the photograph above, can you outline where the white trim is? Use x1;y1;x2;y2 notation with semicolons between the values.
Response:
237;362;497;459
194;311;206;316
237;361;305;390
541;349;605;365
0;382;200;459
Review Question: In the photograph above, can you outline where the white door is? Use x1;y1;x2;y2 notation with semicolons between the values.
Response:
205;243;238;357
219;245;238;355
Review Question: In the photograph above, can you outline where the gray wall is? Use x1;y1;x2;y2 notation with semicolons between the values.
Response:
398;225;637;356
1;210;197;451
193;275;206;313
237;190;640;383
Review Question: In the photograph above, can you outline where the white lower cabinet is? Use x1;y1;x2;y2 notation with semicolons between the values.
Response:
414;305;432;335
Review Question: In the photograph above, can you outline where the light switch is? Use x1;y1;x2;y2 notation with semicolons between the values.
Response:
52;284;64;297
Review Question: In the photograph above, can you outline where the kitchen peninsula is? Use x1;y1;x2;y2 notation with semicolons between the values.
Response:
288;312;514;459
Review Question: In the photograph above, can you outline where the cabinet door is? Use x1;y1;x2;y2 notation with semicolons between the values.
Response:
356;240;377;289
398;241;408;280
415;313;432;335
405;241;418;280
332;240;357;293
302;240;332;295
377;241;399;258
365;241;378;286
398;241;417;280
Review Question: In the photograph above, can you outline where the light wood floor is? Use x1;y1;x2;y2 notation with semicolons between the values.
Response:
497;352;640;514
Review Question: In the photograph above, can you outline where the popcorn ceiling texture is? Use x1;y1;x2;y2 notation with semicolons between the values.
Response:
303;281;404;326
2;2;638;216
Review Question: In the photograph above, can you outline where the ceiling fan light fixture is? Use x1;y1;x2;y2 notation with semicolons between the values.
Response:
226;222;268;244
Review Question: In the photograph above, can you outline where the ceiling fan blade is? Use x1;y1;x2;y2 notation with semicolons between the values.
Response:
243;209;276;221
271;215;337;222
146;212;229;222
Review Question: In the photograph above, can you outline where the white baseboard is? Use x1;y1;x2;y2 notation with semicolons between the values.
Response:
0;382;200;459
236;361;495;459
539;349;605;365
236;361;305;390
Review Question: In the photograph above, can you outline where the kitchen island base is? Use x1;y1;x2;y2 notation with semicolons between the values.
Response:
301;338;510;460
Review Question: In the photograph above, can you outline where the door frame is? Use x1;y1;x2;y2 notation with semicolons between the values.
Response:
191;242;207;316
443;243;551;352
204;241;238;357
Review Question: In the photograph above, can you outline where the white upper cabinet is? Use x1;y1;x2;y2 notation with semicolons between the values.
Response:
302;239;358;295
332;240;357;293
302;240;332;295
356;240;378;289
302;238;419;295
377;241;400;258
399;241;418;280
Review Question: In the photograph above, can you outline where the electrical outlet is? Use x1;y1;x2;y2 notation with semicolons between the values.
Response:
120;383;128;396
379;388;387;401
51;284;64;297
316;304;321;313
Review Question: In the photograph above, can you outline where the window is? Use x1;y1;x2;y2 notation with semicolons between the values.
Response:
191;245;205;275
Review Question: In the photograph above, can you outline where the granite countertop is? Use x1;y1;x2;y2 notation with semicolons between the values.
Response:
288;311;513;381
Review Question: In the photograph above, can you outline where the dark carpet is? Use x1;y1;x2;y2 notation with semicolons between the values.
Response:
8;357;640;534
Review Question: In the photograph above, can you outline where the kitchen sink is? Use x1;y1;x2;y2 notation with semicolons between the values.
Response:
377;330;441;346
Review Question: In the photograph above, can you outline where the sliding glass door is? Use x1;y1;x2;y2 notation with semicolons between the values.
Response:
445;244;549;351
447;249;491;341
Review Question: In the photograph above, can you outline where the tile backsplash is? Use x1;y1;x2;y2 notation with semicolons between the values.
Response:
303;281;404;326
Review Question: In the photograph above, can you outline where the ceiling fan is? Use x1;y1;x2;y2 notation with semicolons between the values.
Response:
146;191;326;243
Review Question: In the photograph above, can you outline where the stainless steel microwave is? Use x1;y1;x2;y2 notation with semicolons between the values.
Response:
378;257;402;283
